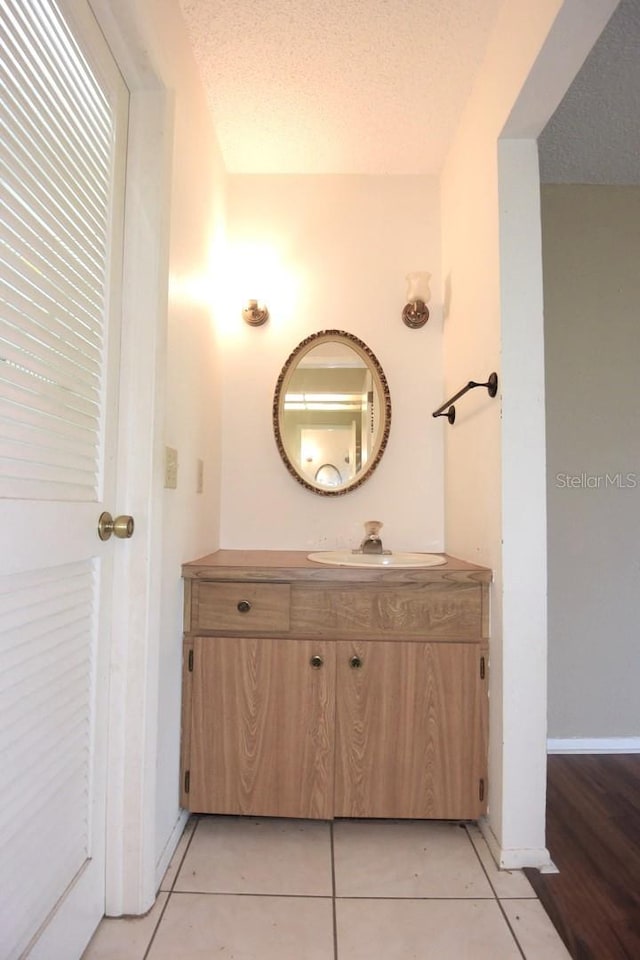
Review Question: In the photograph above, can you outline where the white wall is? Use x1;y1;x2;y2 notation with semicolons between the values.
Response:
157;53;225;879
543;184;640;740
91;0;226;906
220;175;444;554
440;0;617;867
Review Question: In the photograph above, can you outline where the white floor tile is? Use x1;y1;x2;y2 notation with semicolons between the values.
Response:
336;898;522;960
159;816;197;892
175;815;333;895
501;898;573;959
466;823;537;898
334;819;493;898
80;816;572;960
80;893;168;960
147;893;334;960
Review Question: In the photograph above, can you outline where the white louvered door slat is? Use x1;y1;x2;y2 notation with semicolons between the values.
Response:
0;154;108;276
1;1;111;171
0;291;102;362
0;416;98;467
0;193;106;304
0;365;99;418
1;296;102;372
0;383;99;436
0;258;103;346
0;331;100;399
0;0;129;957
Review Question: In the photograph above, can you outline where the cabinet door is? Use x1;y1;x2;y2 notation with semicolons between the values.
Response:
189;637;335;819
335;641;486;819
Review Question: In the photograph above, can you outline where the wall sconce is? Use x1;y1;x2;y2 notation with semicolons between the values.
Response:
242;299;269;326
402;271;430;329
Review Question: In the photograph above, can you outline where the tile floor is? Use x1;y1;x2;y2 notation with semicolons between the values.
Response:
82;817;571;959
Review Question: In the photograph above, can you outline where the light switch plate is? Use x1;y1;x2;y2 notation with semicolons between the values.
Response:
165;446;178;489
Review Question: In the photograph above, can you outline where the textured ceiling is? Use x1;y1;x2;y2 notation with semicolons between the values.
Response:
539;0;640;184
177;0;504;174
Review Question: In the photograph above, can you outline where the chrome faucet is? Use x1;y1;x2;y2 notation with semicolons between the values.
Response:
355;520;390;555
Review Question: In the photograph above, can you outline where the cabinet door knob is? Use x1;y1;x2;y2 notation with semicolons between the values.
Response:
349;655;363;669
310;655;324;669
237;600;252;613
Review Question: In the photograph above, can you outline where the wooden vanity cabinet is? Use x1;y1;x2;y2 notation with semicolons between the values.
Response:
181;551;491;822
334;639;486;820
188;636;336;819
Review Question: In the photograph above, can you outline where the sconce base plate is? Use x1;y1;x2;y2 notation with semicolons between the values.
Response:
402;300;430;329
243;300;269;326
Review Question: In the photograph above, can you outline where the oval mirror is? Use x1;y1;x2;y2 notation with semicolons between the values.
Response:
273;330;391;496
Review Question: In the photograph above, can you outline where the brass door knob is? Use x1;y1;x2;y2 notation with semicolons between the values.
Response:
98;511;135;541
349;655;363;669
310;655;324;669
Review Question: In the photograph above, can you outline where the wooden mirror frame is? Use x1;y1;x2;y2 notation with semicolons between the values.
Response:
273;330;392;496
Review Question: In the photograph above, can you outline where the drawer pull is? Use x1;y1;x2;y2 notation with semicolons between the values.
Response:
310;655;324;669
237;600;252;613
350;655;363;669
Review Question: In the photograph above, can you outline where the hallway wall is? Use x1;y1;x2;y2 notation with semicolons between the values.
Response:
543;183;640;741
440;0;617;866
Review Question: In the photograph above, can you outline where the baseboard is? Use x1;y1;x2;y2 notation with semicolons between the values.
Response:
155;808;189;890
478;816;555;871
547;737;640;754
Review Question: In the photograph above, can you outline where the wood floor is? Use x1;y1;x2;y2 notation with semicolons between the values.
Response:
524;754;640;960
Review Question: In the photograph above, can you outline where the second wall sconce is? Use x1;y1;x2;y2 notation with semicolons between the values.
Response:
242;299;269;326
402;271;430;329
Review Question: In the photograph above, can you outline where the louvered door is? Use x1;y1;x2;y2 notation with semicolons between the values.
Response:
0;1;128;957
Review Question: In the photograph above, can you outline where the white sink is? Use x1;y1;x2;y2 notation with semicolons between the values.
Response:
307;550;447;568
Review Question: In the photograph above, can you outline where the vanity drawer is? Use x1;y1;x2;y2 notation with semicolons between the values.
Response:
193;581;291;633
291;582;483;640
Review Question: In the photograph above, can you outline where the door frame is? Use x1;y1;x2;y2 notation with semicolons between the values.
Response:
104;87;172;916
480;0;618;868
86;1;173;916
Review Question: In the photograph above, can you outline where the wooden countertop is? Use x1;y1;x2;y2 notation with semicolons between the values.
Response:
182;550;492;585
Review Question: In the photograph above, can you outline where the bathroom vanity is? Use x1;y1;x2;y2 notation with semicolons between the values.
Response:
180;550;491;821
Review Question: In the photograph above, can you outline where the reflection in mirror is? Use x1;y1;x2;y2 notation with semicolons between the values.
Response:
273;330;391;496
314;463;342;486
